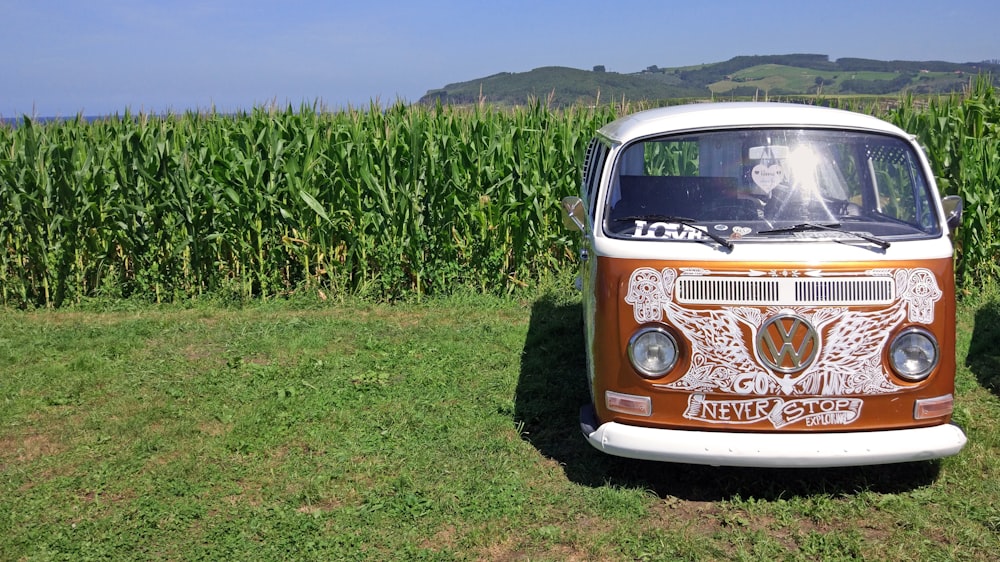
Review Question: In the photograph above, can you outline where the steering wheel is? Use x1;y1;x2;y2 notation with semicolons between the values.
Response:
706;196;765;220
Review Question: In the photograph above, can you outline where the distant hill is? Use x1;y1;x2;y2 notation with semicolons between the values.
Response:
419;54;1000;107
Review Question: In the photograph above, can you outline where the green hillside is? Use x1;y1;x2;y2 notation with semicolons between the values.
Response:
419;54;999;107
420;66;708;107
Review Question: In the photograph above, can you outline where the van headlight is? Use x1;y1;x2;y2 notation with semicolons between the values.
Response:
889;328;939;382
628;326;679;378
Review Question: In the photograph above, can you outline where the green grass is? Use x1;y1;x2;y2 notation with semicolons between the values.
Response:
2;286;999;560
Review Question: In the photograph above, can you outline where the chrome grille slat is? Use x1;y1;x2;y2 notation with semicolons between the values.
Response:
676;277;896;305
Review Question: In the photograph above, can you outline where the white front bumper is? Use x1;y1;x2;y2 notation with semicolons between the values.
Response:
581;407;967;468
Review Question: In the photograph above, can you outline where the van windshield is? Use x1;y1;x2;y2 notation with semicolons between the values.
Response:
604;129;942;242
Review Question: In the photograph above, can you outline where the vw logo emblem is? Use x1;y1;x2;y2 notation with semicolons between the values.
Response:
756;313;819;374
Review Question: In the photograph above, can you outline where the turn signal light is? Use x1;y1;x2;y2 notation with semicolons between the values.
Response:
914;394;954;420
605;391;652;417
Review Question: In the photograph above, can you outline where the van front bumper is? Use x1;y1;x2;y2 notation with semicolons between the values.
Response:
580;405;967;468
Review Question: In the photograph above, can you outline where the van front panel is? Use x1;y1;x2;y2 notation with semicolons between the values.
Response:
590;256;956;433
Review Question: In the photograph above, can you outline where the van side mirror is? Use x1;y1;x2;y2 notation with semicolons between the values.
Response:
942;195;963;232
561;196;586;231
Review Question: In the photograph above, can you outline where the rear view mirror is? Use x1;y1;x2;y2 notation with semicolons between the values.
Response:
749;145;789;160
561;196;586;231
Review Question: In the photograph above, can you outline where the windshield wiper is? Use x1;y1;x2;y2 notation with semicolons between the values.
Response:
614;215;734;250
758;222;890;249
758;222;841;234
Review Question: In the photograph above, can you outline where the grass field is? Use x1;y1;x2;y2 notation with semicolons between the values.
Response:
2;281;998;561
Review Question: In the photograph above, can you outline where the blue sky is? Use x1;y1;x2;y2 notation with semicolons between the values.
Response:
2;0;997;118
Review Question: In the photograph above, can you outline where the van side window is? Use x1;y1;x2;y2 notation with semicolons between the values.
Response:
582;138;608;220
868;143;934;231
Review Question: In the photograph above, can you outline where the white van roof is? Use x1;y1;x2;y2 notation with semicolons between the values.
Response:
598;102;908;144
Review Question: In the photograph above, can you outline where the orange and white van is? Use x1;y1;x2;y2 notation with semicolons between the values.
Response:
561;102;967;467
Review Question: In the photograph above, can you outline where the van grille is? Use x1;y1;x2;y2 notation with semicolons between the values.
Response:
676;276;895;306
794;278;895;304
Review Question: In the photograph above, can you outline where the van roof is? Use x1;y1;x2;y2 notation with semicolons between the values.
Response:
598;102;908;144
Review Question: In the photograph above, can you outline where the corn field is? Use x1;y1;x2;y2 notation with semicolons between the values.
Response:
883;75;1000;287
0;102;614;306
1;81;998;307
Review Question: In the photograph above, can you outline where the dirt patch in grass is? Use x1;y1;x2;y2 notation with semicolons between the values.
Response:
182;341;228;365
418;523;458;552
649;496;721;534
296;496;343;516
1;431;64;464
198;420;230;438
488;541;594;562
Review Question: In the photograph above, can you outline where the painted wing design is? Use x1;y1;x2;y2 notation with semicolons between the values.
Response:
659;305;765;393
793;304;907;395
624;267;924;397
